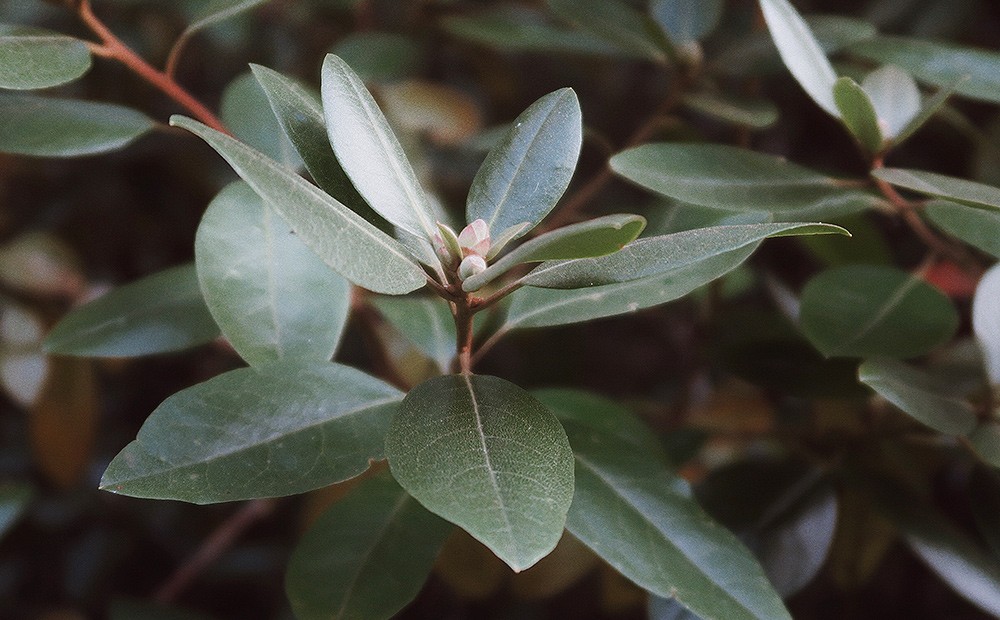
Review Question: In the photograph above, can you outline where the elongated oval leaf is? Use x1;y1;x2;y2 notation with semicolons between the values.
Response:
43;264;219;357
926;200;1000;258
758;0;838;116
386;374;574;572
547;0;671;62
873;168;1000;211
799;265;958;358
462;214;646;292
521;222;847;289
850;36;1000;104
611;143;881;219
221;72;301;167
100;362;401;503
171;116;426;295
0;94;153;157
892;78;964;147
371;295;456;372
467;89;582;240
862;65;920;141
0;25;91;90
321;54;439;241
833;77;884;154
682;91;779;129
974;263;1000;384
286;471;452;620
186;0;266;34
537;390;791;620
858;358;977;435
441;6;621;56
195;182;351;367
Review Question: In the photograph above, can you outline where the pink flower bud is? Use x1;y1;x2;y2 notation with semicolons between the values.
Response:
458;254;487;282
458;219;491;258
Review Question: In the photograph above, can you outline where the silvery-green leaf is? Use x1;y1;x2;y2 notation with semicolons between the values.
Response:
0;25;91;90
974;263;1000;384
873;168;1000;211
861;65;921;141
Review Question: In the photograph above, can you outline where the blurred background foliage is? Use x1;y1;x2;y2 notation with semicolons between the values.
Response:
3;0;1000;618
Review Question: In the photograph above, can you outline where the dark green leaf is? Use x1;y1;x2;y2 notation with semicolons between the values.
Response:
873;168;1000;211
386;375;574;572
651;0;723;45
100;362;401;504
520;223;847;289
0;94;153;157
462;214;646;292
850;36;1000;104
286;471;452;620
466;88;582;241
926;200;1000;258
371;295;456;372
0;25;91;90
195;182;351;366
171;116;426;295
833;77;884;153
221;72;301;167
858;358;977;435
799;265;958;358
546;0;671;62
440;6;622;56
43;264;219;357
682;91;779;129
332;32;423;81
0;484;33;541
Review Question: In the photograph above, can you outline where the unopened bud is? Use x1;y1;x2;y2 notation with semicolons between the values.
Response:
458;219;491;258
434;222;463;267
458;254;488;282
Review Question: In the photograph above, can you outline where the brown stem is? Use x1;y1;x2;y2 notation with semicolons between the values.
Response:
153;498;275;604
78;0;229;135
453;298;475;374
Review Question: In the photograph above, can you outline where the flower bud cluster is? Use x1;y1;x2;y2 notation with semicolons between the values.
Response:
433;219;491;284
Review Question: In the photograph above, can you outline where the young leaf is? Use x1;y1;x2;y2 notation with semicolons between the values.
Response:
850;36;1000;104
520;223;847;290
43;264;219;357
858;358;977;435
221;72;301;167
0;94;154;157
799;265;959;358
462;214;646;292
546;0;671;62
651;0;723;45
285;471;452;620
872;168;1000;211
195;182;351;367
320;54;439;241
833;77;884;154
611;143;881;220
466;89;582;241
371;295;456;372
974;263;1000;384
861;65;921;142
441;6;621;57
100;362;401;504
537;390;791;620
925;200;1000;258
757;0;839;116
0;25;91;90
171;116;426;295
385;375;574;572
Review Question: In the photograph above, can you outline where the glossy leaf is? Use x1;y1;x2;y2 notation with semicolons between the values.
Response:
195;182;351;367
974;263;1000;384
799;265;959;358
386;375;574;572
440;6;621;56
925;200;1000;258
503;246;756;329
462;214;646;292
321;54;439;241
858;358;977;435
466;89;582;241
873;168;1000;211
333;32;422;81
850;36;1000;104
611;143;881;220
682;92;779;129
758;0;838;116
520;223;847;290
0;484;33;541
286;471;452;620
100;362;401;504
833;77;884;153
185;0;266;35
862;65;921;141
43;264;219;357
371;295;456;372
0;25;91;90
221;72;301;167
537;390;791;620
171;116;426;295
546;0;670;62
0;94;153;157
651;0;723;45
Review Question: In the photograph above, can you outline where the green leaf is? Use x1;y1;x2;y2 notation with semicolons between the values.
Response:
195;182;351;367
185;0;267;34
974;263;1000;384
833;77;884;154
332;32;423;81
537;390;791;620
858;358;977;435
43;264;219;357
0;94;153;157
503;245;756;329
371;295;456;373
320;54;439;242
171;116;426;295
0;484;33;541
221;72;301;167
467;88;582;241
651;0;723;45
872;168;1000;211
462;214;646;292
100;362;401;504
386;375;574;572
521;223;847;290
440;6;622;56
970;424;1000;468
286;471;452;620
925;200;1000;258
861;65;921;142
0;25;91;90
799;265;959;358
611;143;881;220
891;77;965;146
850;36;1000;104
546;0;671;62
757;0;838;116
681;91;779;129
